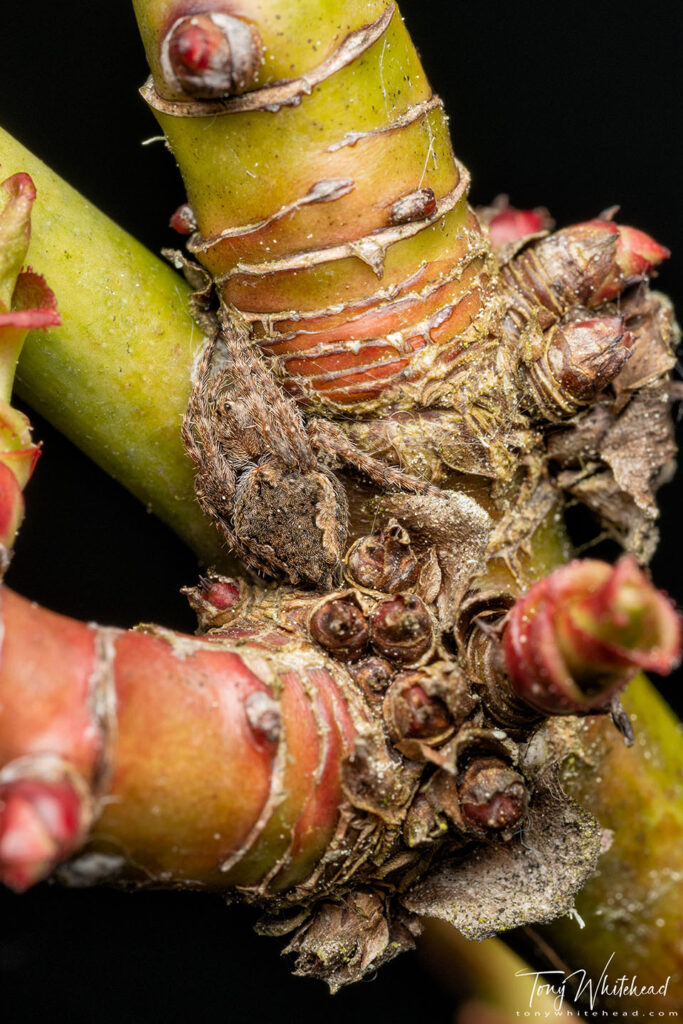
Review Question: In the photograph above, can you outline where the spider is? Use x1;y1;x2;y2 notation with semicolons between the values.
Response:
183;308;441;588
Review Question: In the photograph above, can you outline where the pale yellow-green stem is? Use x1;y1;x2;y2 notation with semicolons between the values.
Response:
420;924;577;1021
542;676;683;1011
134;0;491;414
0;127;222;564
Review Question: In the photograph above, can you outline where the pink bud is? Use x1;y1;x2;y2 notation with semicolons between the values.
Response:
614;224;670;278
576;220;669;301
0;777;85;892
504;557;682;715
487;206;550;249
169;203;197;236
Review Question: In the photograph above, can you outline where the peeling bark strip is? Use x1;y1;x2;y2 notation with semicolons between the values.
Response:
188;178;356;251
213;172;470;282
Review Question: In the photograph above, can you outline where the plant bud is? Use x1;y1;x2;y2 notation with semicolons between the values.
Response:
389;188;437;225
348;656;394;703
0;771;89;892
345;522;419;594
309;595;369;661
504;556;682;715
554;220;670;305
169;203;197;235
383;664;476;759
385;678;452;743
524;316;634;420
582;219;670;299
481;201;553;250
183;573;245;630
370;594;434;665
162;13;263;98
458;756;528;832
423;727;525;838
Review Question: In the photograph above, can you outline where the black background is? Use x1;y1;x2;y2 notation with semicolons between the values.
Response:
0;2;682;1021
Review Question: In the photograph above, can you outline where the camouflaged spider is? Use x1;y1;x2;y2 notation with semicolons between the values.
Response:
183;309;440;588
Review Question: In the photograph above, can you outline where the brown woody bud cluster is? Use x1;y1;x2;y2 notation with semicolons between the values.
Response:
309;529;435;679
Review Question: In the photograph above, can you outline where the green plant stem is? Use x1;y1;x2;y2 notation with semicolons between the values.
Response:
0;126;222;565
420;923;577;1021
542;675;683;1011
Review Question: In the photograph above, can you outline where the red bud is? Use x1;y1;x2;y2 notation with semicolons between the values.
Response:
576;220;669;302
169;203;197;235
504;557;682;715
0;776;86;892
458;757;528;832
162;13;263;98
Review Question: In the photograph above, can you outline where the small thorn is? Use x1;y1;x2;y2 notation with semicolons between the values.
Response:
609;695;635;747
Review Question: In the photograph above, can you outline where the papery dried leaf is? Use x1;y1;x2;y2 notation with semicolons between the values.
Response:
375;492;491;630
549;383;678;562
600;385;677;517
401;784;603;939
612;288;678;409
285;889;421;992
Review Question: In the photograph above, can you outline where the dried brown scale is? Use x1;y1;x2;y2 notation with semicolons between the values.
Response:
403;792;450;848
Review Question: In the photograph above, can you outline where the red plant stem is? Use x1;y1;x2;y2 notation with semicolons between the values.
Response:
0;587;368;892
